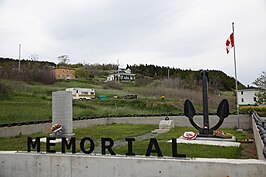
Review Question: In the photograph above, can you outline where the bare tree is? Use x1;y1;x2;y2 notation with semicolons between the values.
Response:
253;71;266;105
28;54;39;61
57;55;70;66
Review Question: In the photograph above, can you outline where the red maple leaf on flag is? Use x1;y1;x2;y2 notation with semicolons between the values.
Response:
226;33;234;54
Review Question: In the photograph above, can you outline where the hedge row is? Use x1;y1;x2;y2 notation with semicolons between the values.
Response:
240;106;266;116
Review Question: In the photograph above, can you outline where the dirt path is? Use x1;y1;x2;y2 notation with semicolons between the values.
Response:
93;132;160;153
240;131;258;159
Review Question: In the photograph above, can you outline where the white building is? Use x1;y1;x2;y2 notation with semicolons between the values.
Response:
106;68;136;82
237;88;259;106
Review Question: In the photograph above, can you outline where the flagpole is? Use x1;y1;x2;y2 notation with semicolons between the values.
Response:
232;22;240;129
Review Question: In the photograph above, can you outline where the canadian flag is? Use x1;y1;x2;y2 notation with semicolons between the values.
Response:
226;33;234;54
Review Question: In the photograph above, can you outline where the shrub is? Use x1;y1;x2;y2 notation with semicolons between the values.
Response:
240;105;266;116
0;81;12;99
103;81;123;90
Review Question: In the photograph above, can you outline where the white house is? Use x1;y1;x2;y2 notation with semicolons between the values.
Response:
237;88;259;106
106;68;136;82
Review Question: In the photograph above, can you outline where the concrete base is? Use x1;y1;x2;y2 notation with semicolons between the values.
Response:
40;137;62;143
152;129;170;133
159;120;174;129
61;133;75;139
196;136;237;142
0;152;265;177
236;128;244;132
168;138;241;147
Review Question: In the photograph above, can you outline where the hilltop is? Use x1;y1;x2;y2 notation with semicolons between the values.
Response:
0;57;244;90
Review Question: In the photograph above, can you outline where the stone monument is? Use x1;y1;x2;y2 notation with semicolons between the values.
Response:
153;117;174;133
52;91;74;138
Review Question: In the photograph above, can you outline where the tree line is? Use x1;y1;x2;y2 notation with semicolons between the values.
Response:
127;64;245;91
0;57;245;91
0;57;56;84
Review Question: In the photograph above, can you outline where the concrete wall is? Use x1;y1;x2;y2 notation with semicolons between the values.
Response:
252;118;266;160
0;123;52;138
0;152;265;177
0;115;251;138
104;114;251;129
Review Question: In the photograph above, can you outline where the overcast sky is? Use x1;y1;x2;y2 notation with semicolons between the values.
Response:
0;0;265;85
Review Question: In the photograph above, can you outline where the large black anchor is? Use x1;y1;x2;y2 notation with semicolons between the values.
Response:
184;70;230;136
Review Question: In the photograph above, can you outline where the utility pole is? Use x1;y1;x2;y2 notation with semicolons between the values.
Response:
117;59;120;82
18;44;21;73
168;68;170;80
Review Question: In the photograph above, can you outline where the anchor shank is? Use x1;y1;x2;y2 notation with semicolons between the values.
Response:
202;70;209;133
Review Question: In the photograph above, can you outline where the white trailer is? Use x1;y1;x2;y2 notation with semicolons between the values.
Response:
66;88;96;100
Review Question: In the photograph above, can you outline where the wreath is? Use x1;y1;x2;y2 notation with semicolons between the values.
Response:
182;131;197;140
51;124;63;136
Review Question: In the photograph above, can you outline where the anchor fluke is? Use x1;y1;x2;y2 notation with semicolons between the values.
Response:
184;99;196;119
209;99;230;132
216;99;229;119
184;99;203;132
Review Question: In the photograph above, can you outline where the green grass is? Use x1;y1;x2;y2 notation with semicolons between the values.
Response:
0;132;48;151
114;140;242;158
0;102;52;123
114;126;245;158
73;124;158;140
0;79;234;123
0;124;157;152
155;127;246;141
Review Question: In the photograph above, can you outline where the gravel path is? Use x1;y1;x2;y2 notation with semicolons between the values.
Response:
93;131;161;153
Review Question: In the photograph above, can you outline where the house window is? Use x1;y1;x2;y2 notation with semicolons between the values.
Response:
241;91;243;95
241;98;244;102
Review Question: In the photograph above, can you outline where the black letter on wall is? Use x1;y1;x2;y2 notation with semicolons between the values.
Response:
145;138;163;157
80;137;95;154
62;137;76;154
101;138;116;155
46;137;56;153
125;137;135;156
27;137;40;152
171;138;186;158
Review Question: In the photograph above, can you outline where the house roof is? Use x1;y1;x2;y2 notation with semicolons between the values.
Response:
238;88;258;92
54;66;76;70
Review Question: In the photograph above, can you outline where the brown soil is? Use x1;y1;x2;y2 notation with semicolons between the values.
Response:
239;131;258;159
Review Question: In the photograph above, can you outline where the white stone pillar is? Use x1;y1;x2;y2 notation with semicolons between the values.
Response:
52;91;74;137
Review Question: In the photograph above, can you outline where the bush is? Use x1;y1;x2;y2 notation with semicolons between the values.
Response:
33;70;55;84
103;81;123;90
240;105;266;116
0;82;12;99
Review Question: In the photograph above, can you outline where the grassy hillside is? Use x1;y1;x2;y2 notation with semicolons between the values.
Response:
0;77;236;124
0;57;241;124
